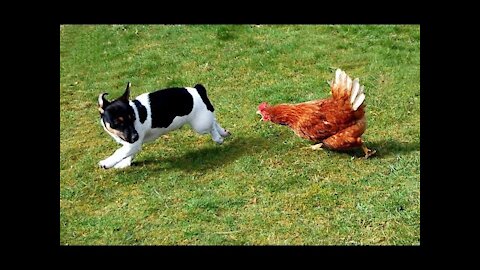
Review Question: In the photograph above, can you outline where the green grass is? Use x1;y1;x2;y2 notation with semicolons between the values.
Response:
60;24;420;245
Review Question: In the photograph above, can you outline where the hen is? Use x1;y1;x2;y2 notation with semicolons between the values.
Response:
257;68;376;158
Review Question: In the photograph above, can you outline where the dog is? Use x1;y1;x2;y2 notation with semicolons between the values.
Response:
98;82;230;169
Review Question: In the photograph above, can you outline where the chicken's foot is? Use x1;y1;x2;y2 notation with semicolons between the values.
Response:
361;145;376;159
311;143;324;150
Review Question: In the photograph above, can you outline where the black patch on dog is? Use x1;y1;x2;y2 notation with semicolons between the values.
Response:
102;101;136;126
148;88;194;128
194;84;214;112
133;100;147;124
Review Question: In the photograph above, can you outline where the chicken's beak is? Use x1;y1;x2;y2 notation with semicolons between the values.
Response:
256;110;263;121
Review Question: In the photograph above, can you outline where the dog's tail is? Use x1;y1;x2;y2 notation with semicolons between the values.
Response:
194;84;214;112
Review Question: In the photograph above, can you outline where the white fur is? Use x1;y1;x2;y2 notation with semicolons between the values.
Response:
99;87;230;169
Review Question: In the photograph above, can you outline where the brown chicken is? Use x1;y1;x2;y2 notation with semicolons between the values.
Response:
257;69;376;158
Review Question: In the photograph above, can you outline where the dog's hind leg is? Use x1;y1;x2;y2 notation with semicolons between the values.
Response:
214;121;231;138
210;125;224;144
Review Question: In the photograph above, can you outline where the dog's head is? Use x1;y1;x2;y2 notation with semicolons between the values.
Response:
98;82;139;144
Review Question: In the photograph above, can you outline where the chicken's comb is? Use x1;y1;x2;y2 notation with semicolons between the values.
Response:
258;102;269;110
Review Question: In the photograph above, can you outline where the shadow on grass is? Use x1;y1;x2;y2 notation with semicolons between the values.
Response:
130;137;418;174
306;138;419;159
365;139;419;158
133;135;271;172
133;137;420;172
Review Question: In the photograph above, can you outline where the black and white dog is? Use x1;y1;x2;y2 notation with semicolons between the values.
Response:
98;82;230;169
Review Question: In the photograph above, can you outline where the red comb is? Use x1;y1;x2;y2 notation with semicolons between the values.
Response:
258;102;268;110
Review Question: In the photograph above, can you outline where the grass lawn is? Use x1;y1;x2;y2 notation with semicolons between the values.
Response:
60;24;420;245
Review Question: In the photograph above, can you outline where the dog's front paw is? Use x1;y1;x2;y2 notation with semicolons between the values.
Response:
99;159;112;169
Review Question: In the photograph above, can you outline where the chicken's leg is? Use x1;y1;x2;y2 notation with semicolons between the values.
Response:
361;144;376;159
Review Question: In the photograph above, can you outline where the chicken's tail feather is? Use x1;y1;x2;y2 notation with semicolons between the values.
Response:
331;69;365;111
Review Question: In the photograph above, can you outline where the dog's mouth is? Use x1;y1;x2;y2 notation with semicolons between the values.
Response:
118;131;139;144
104;121;139;143
123;127;140;143
125;132;139;143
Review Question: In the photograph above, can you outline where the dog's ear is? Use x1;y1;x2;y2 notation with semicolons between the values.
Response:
119;82;131;102
98;93;110;114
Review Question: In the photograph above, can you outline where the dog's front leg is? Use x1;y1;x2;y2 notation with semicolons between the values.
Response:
113;155;135;169
99;143;142;169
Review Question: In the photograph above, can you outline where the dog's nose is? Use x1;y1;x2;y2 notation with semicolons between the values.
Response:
131;132;139;142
